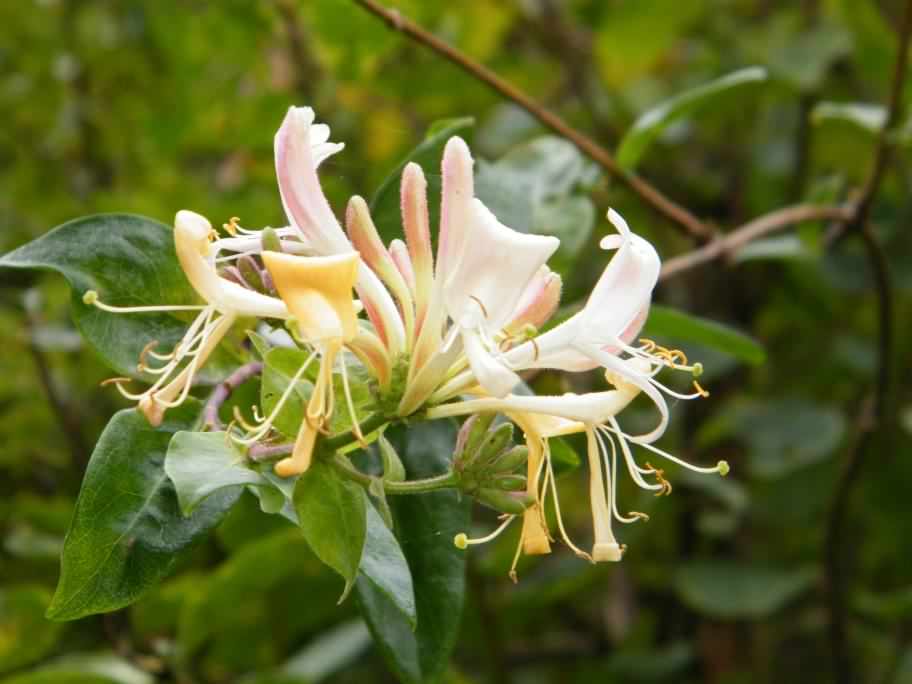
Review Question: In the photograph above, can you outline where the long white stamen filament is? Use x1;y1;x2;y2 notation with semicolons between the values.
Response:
154;312;230;409
595;428;641;524
602;420;725;475
454;515;516;548
84;291;208;313
545;445;591;561
233;350;318;445
339;351;365;444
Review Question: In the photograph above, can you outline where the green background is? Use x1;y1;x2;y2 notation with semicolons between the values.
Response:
1;1;911;682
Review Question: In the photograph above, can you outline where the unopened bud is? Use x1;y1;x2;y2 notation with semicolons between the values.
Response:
261;227;282;253
237;255;266;293
379;435;406;482
490;475;527;492
476;489;534;515
491;445;529;473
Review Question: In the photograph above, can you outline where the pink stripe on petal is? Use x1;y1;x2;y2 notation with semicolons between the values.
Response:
437;136;474;286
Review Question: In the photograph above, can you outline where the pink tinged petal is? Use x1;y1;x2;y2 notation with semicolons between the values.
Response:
355;264;407;357
348;328;392;390
505;266;562;336
462;327;521;398
274;106;350;255
346;196;415;347
580;209;660;343
389;239;416;294
401;162;434;333
445;199;560;334
436;136;474;286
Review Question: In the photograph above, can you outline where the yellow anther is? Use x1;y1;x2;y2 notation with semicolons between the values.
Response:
223;216;241;236
638;338;657;352
453;533;468;550
645;462;673;496
82;290;99;306
629;511;650;522
100;376;132;388
137;340;161;370
469;295;489;320
717;460;730;477
693;380;710;398
530;336;540;362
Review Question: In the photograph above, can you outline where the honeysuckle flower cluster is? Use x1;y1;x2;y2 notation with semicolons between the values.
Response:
83;105;727;575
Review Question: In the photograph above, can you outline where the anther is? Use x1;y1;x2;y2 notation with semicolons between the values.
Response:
100;376;132;387
692;380;710;398
223;216;241;236
629;511;650;521
468;295;489;320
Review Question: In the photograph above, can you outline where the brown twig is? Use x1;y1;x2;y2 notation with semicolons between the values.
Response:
203;361;263;431
823;2;911;681
351;0;712;242
659;203;852;281
824;225;895;684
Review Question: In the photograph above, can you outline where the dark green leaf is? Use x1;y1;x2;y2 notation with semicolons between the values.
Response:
165;431;266;516
357;421;470;684
370;118;475;243
643;305;766;365
357;502;417;628
674;562;815;619
0;214;235;380
293;460;367;599
0;585;63;674
46;402;239;621
617;67;768;170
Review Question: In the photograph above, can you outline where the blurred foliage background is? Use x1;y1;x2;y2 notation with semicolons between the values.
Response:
1;0;911;682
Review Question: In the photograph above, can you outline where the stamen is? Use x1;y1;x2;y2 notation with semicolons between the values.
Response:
252;405;266;423
453;515;516;549
545;446;592;562
82;290;207;313
223;216;241;236
339;351;367;446
232;406;261;433
693;380;710;398
644;462;672;496
233;350;318;446
468;295;489;320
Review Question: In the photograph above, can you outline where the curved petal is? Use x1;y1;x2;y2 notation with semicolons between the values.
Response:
274;106;350;254
445;199;559;333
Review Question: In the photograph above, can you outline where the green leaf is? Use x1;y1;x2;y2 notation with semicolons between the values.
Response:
642;305;766;365
0;214;235;380
357;421;470;684
46;402;240;621
165;431;266;516
0;653;154;684
0;585;63;674
674;562;815;619
256;620;373;684
617;67;768;170
701;398;846;479
293;459;367;600
811;102;887;138
177;530;336;658
357;502;417;628
370;118;475;243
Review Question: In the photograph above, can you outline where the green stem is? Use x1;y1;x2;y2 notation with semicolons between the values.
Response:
330;454;458;495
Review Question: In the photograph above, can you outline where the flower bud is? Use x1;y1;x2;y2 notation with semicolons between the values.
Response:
476;489;535;515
